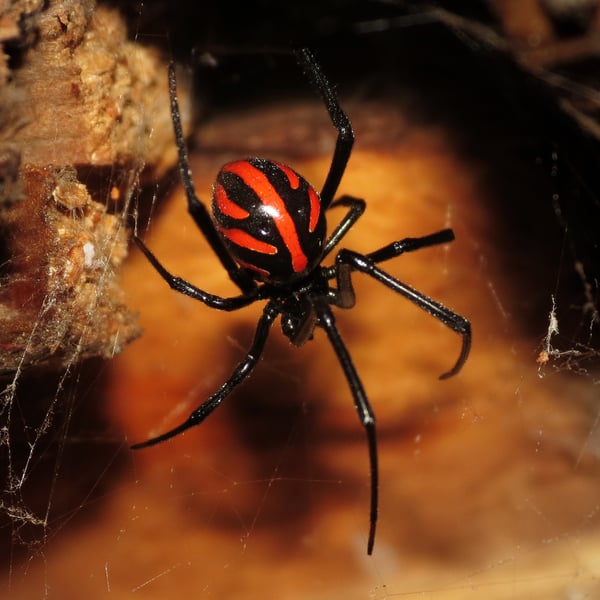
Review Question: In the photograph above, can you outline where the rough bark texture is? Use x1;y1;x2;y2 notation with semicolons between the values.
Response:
0;0;185;372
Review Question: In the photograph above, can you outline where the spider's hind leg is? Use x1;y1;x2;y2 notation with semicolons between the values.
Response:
131;300;280;449
313;297;378;555
332;248;471;379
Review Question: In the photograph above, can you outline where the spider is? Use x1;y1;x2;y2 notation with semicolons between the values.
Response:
131;48;471;555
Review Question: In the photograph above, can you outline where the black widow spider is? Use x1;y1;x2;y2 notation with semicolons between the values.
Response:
131;48;471;555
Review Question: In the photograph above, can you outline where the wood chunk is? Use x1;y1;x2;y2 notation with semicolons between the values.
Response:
0;0;188;372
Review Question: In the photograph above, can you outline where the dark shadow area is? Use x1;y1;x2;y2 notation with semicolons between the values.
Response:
178;317;376;551
0;358;129;566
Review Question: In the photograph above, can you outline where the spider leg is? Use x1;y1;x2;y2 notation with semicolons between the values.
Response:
366;229;456;264
322;229;457;283
131;301;280;449
294;49;354;209
168;63;256;294
312;297;378;555
134;236;260;311
333;249;471;379
322;195;366;258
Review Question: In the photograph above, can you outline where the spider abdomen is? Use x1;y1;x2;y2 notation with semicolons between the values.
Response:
212;158;326;283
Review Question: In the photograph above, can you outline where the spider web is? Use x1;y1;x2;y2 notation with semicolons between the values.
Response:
0;166;142;575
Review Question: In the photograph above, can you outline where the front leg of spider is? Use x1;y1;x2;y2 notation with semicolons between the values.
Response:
167;62;256;295
132;47;470;557
133;235;260;311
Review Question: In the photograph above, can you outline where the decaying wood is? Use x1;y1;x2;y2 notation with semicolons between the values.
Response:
0;0;186;373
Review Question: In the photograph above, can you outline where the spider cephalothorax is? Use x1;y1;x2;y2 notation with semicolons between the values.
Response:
132;49;471;555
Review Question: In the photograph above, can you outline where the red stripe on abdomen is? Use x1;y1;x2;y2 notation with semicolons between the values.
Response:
223;161;308;273
277;163;300;189
214;183;250;219
307;187;320;232
279;163;321;233
220;228;278;255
